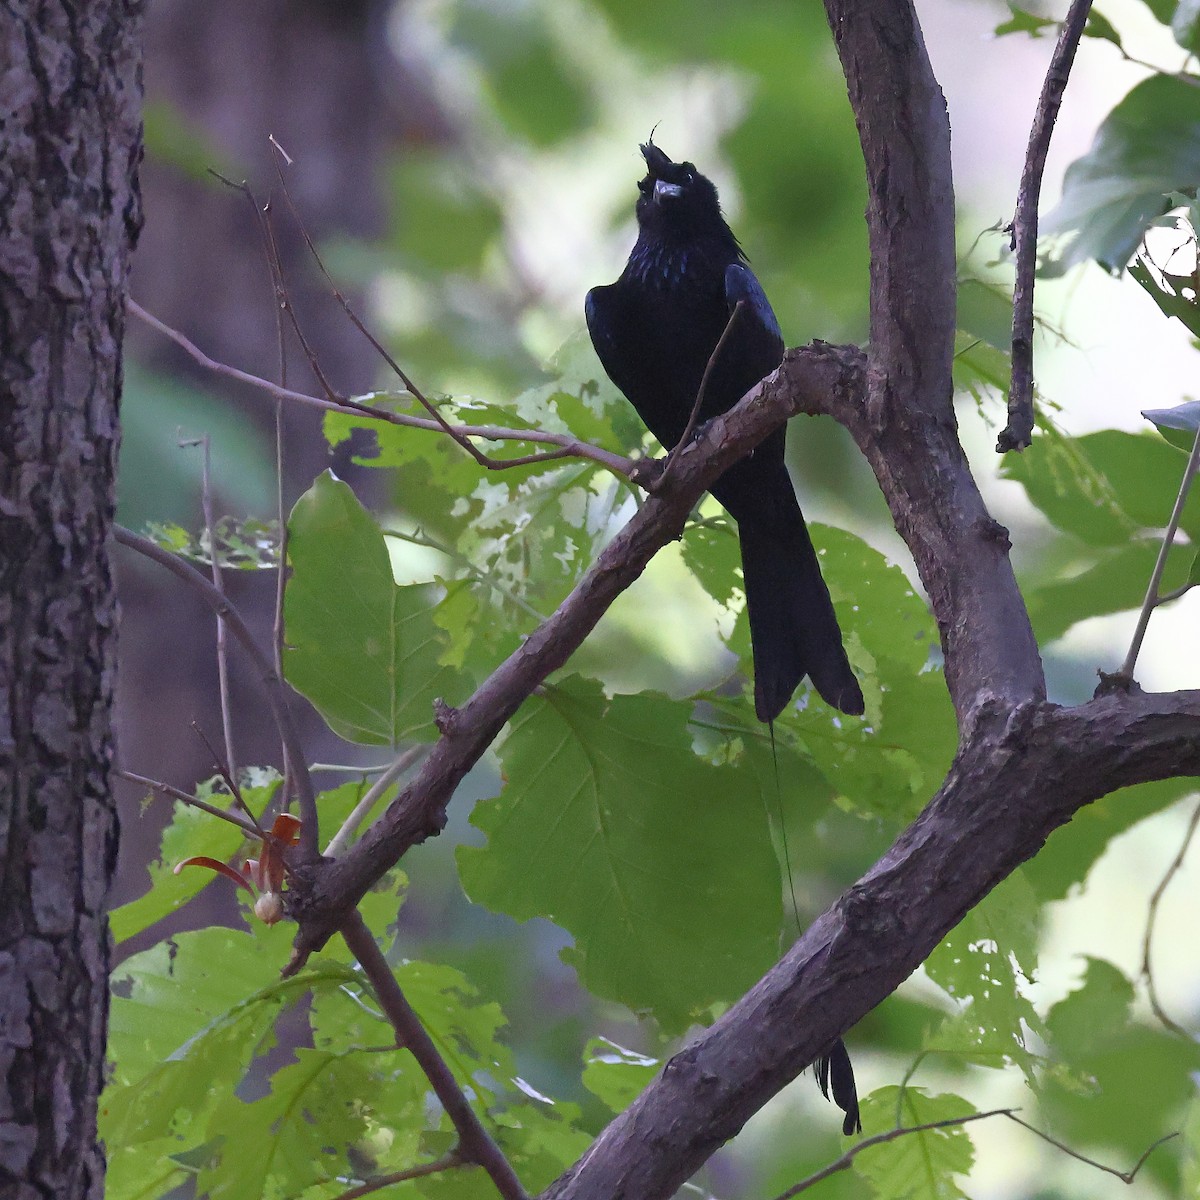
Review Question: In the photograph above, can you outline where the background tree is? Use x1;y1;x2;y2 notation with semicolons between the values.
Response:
12;0;1200;1198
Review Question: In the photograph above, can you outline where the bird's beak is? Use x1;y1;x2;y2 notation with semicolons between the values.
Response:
653;179;683;202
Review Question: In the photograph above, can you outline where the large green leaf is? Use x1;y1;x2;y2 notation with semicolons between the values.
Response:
1042;957;1200;1169
110;793;248;945
457;676;782;1030
1002;428;1200;546
853;1088;977;1196
923;871;1043;1079
284;471;462;744
1045;74;1200;270
1025;539;1193;643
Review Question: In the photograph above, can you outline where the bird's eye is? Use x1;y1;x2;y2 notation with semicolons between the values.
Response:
681;163;696;181
637;178;651;195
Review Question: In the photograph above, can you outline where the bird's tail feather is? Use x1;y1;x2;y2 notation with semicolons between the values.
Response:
739;511;863;721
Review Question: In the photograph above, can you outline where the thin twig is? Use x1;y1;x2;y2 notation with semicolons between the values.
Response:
191;435;238;784
128;299;637;479
116;769;263;839
770;1109;1015;1199
264;145;538;474
1154;579;1198;607
1140;795;1200;1036
191;720;262;835
113;525;319;859
323;746;427;859
770;1108;1175;1200
1002;1115;1177;1184
1115;423;1200;681
655;301;745;493
383;526;549;623
1000;0;1092;453
332;1150;464;1200
339;912;528;1200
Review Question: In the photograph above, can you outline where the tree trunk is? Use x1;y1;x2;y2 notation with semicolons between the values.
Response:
0;4;143;1197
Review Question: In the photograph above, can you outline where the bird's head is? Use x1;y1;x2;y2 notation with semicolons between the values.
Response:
634;141;727;242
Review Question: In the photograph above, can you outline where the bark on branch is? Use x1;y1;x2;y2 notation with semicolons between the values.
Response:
540;691;1200;1200
284;344;855;965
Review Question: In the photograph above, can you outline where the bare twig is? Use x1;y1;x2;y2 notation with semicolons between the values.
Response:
181;434;240;785
1003;1115;1177;1184
770;1109;1014;1199
191;721;263;836
323;745;427;859
1000;0;1093;453
116;769;262;839
1140;795;1200;1036
1154;579;1198;607
113;525;319;859
339;912;528;1200
654;300;745;493
1114;423;1200;682
260;148;591;476
770;1109;1175;1199
127;300;637;479
332;1150;464;1200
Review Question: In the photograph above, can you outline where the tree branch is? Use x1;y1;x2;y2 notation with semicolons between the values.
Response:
1001;0;1093;453
339;912;528;1200
538;689;1200;1200
128;299;638;480
283;344;855;966
822;0;1044;721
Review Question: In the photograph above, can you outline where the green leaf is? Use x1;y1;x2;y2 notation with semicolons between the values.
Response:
1174;0;1200;51
284;471;462;744
103;925;355;1146
924;871;1042;1078
1002;427;1200;545
198;1049;382;1200
110;793;248;944
994;5;1057;37
1130;257;1200;341
853;1088;977;1196
1042;958;1200;1157
582;1037;660;1112
1045;75;1200;271
1143;399;1200;456
1084;9;1123;45
1025;539;1193;642
1026;777;1192;899
457;677;782;1030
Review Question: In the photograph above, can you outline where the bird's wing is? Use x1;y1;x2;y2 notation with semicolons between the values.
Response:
724;262;785;356
585;284;635;398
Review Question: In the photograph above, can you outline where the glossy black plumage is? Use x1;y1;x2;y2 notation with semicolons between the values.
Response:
587;146;862;1137
585;143;863;721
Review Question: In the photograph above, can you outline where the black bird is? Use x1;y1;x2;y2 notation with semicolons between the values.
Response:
587;143;863;1137
585;143;864;722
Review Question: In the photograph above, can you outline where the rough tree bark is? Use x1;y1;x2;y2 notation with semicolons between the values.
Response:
0;4;143;1197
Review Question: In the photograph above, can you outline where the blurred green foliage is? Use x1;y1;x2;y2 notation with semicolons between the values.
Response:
108;0;1200;1197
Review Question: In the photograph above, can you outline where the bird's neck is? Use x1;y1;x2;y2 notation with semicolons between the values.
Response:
624;228;741;290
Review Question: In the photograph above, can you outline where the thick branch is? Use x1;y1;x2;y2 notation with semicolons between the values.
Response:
285;345;855;964
540;689;1200;1200
822;0;1044;720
